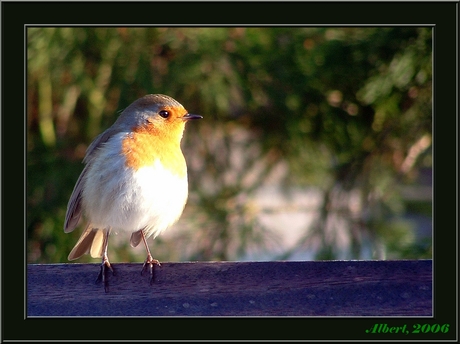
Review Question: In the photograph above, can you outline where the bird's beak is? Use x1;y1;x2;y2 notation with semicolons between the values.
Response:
182;113;203;121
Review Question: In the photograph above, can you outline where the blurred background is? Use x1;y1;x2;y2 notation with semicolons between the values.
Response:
27;27;432;264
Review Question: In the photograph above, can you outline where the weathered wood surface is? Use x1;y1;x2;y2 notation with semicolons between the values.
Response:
27;260;432;317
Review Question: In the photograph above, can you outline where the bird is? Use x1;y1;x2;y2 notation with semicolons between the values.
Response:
64;94;202;292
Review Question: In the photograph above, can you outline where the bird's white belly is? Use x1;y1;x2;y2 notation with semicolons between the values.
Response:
82;155;188;239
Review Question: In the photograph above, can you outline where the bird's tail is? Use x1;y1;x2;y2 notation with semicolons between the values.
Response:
68;225;110;260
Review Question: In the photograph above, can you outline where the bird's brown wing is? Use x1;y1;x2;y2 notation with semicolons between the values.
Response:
63;165;87;232
64;128;117;233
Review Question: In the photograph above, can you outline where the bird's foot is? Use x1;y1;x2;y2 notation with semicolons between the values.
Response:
141;254;161;285
96;256;114;292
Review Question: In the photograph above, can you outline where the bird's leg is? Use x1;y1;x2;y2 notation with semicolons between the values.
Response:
96;228;114;292
140;231;161;284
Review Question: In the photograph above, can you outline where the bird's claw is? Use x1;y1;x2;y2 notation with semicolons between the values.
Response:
96;258;114;292
141;254;161;284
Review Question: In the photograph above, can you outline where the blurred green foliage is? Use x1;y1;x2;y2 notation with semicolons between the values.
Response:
27;27;432;264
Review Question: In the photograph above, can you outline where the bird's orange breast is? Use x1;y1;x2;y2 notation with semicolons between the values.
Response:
121;123;187;178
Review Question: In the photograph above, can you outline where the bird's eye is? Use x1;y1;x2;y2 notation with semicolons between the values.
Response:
159;110;170;118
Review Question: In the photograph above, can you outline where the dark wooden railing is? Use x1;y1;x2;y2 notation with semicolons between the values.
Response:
27;260;432;316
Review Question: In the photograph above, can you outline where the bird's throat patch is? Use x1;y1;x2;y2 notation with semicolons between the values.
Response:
121;129;187;178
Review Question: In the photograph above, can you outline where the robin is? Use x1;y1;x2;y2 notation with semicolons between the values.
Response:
64;94;202;292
